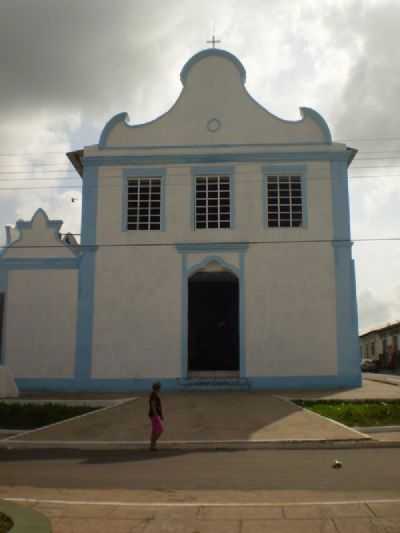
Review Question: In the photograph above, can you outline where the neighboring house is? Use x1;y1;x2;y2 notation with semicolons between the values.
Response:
360;322;400;369
0;48;361;392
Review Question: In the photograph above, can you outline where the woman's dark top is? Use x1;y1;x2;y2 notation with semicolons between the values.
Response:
149;391;162;418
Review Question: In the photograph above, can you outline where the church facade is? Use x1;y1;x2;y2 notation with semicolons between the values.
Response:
0;49;361;392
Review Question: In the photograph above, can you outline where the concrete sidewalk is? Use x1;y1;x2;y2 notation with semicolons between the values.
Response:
282;377;400;401
4;392;368;446
5;492;400;533
3;379;400;450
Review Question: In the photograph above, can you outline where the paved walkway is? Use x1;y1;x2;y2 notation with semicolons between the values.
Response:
282;377;400;401
3;492;400;533
7;392;366;444
3;379;400;449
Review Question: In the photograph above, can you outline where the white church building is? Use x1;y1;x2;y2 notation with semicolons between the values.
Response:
0;48;361;392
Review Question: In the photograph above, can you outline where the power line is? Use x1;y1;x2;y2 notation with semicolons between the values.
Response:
0;172;399;191
0;139;398;157
2;237;400;250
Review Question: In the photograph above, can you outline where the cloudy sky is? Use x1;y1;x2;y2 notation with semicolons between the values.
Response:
1;0;399;332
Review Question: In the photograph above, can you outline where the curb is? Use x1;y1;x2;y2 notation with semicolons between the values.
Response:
1;437;400;450
365;376;400;387
0;499;51;533
356;425;400;433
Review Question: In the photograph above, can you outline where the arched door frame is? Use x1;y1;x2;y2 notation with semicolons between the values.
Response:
176;245;248;379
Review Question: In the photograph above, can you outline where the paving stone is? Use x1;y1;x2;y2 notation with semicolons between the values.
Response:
36;503;67;517
241;518;336;532
46;503;117;519
198;505;283;520
368;502;400;517
144;519;241;532
60;518;144;533
284;502;374;519
50;518;78;533
332;518;388;532
378;518;400;532
111;506;156;520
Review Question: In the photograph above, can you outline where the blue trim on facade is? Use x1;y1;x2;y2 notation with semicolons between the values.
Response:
187;255;240;278
351;258;361;364
122;168;167;232
95;142;341;151
74;166;98;381
262;164;307;174
191;165;234;176
250;374;361;390
15;374;362;393
0;257;80;270
177;247;248;379
180;48;247;86
331;161;351;240
300;107;332;144
0;208;77;259
239;251;246;378
0;270;8;365
84;150;349;168
262;165;308;229
99;112;129;148
180;253;188;378
176;243;249;253
16;208;62;232
16;378;180;393
230;168;235;230
331;158;361;384
301;172;308;228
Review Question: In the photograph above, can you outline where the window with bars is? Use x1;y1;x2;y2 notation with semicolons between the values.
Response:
195;175;231;229
127;177;162;230
266;175;303;228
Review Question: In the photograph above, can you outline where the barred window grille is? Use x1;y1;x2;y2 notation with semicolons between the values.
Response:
195;176;231;229
127;177;161;230
266;175;303;228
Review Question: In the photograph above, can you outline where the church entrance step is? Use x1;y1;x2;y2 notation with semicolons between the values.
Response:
178;378;250;391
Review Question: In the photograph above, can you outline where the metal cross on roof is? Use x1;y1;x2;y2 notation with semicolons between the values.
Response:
207;34;221;48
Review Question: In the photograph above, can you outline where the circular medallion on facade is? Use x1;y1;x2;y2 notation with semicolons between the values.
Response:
206;118;221;132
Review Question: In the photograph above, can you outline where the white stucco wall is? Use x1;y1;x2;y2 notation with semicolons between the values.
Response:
245;244;337;376
90;149;339;380
91;246;182;379
95;160;334;245
4;209;75;259
4;269;77;378
104;53;327;147
90;241;338;380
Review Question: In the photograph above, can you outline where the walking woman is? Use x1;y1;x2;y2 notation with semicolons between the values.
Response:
149;382;164;451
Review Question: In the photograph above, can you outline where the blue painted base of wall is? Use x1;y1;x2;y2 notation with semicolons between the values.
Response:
249;374;362;390
15;373;362;393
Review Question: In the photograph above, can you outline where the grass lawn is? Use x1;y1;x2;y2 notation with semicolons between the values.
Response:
296;400;400;427
0;512;13;533
0;402;98;430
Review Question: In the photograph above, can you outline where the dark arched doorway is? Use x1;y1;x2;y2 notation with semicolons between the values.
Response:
188;270;239;373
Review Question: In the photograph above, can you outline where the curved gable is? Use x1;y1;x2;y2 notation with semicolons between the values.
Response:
100;48;331;148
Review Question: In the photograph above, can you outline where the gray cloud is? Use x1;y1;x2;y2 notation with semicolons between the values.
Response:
1;0;400;332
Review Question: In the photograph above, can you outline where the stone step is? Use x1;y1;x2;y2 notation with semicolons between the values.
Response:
178;378;251;391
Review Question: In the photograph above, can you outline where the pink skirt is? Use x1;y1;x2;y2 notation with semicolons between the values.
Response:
151;415;164;434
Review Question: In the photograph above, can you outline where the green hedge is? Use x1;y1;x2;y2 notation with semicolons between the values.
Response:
296;400;400;426
0;402;98;430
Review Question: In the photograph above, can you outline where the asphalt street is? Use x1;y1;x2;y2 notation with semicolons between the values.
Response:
1;448;399;497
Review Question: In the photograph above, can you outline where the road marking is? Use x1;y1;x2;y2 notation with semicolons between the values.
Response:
5;497;400;507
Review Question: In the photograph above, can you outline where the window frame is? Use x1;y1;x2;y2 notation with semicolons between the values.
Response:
191;166;234;231
262;165;307;230
123;168;166;232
